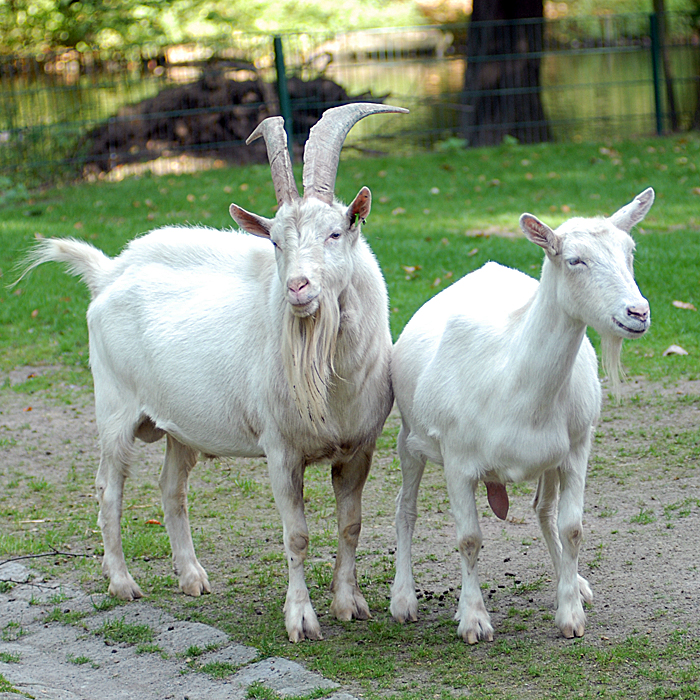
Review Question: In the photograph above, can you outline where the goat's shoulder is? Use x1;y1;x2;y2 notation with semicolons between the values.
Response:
411;262;538;342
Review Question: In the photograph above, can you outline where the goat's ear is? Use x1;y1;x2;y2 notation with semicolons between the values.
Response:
347;186;371;231
519;214;561;257
229;204;273;239
608;187;655;232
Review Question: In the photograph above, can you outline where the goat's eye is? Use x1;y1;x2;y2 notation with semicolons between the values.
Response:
271;240;279;249
567;257;586;267
329;231;342;241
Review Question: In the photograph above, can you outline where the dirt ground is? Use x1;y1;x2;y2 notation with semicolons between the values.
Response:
0;365;699;695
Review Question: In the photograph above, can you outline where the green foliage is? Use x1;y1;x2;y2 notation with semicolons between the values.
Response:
0;0;424;55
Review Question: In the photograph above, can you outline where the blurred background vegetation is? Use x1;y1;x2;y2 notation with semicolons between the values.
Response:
1;1;699;52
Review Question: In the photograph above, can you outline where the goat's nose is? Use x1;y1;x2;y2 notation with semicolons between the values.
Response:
627;301;650;322
288;277;310;295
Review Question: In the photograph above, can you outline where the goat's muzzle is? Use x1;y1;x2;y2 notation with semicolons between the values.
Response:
612;300;651;337
287;276;320;316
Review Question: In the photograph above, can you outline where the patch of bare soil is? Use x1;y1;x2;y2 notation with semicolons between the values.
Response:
1;366;699;652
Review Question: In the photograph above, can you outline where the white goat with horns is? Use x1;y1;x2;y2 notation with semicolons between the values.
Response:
389;188;654;643
23;102;407;642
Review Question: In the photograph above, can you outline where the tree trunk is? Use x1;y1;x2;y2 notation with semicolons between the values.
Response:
653;0;679;132
460;0;550;147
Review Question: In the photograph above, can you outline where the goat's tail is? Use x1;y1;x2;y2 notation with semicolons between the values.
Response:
16;237;114;298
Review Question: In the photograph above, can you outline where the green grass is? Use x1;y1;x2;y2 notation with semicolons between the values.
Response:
95;617;156;645
1;134;699;381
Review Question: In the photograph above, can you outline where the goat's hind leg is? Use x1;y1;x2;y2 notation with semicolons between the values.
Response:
534;470;592;606
390;421;427;624
329;445;373;622
95;418;142;600
159;434;211;596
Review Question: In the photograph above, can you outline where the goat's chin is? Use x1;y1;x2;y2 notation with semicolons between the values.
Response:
611;317;650;338
289;299;320;318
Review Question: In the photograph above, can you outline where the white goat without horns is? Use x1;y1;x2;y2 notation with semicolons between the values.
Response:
389;188;654;643
23;102;407;643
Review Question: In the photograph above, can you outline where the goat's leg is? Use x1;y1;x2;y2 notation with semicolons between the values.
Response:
95;436;141;600
390;421;427;624
444;459;492;644
329;445;372;622
159;434;210;597
555;463;588;638
267;449;321;642
534;470;592;605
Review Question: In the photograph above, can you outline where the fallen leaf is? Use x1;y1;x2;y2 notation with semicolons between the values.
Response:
145;519;162;526
663;345;688;356
672;300;697;311
392;207;406;215
467;248;479;257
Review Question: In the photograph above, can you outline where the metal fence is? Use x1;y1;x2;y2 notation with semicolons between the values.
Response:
1;12;698;186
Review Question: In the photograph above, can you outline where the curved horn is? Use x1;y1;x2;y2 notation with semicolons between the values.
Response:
302;103;409;204
247;116;300;206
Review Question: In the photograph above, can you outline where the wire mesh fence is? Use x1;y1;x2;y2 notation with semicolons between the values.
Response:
1;12;698;187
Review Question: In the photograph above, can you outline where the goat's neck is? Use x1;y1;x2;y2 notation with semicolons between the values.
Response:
510;265;587;407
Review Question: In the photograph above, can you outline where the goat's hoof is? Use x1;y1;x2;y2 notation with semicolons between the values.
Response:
108;576;143;601
287;620;323;643
285;600;322;642
556;608;586;639
179;567;211;597
389;588;419;623
330;587;370;621
456;610;494;645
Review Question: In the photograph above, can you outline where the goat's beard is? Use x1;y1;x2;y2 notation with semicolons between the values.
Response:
282;293;340;432
600;334;624;401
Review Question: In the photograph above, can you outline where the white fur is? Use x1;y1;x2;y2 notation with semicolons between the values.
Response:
27;192;393;642
389;188;654;643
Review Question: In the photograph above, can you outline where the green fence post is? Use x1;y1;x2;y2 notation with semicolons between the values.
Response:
274;35;294;162
649;13;664;136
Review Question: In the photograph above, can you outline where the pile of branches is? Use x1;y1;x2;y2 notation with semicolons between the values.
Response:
84;69;384;172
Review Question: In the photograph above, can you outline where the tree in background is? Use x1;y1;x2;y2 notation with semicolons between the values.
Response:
459;0;550;147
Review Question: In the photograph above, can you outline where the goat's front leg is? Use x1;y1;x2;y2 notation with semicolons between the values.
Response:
159;435;210;597
390;421;427;624
329;445;373;622
444;458;492;644
533;469;592;606
555;460;588;639
267;448;321;642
